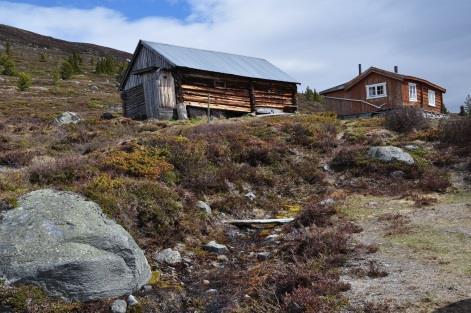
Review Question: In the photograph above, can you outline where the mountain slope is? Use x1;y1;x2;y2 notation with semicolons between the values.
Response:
0;24;131;60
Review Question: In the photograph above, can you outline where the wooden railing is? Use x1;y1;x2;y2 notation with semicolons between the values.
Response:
323;96;386;116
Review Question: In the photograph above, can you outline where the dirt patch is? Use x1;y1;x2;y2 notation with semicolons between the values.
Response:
340;186;471;312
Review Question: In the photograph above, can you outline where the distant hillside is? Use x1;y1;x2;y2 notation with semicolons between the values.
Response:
0;24;131;61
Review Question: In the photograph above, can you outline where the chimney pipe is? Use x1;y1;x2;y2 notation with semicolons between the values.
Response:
358;64;362;76
394;66;398;73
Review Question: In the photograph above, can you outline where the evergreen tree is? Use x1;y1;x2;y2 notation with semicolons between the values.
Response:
39;53;47;62
5;41;11;56
304;86;314;101
95;56;117;75
440;103;448;114
459;105;466;116
464;94;471;115
60;61;73;80
52;71;60;85
17;72;32;91
0;54;16;76
67;52;82;74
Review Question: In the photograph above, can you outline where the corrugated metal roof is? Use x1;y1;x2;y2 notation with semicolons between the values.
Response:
141;40;298;84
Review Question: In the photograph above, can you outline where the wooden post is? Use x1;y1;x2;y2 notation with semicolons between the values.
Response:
207;93;211;123
249;81;256;113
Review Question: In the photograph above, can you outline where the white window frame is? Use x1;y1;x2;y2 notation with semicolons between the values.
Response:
366;82;387;99
428;89;436;107
408;83;417;102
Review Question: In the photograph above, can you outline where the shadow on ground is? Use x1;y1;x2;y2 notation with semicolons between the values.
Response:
433;299;471;313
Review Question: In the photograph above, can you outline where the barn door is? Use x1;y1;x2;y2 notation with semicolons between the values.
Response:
157;70;176;109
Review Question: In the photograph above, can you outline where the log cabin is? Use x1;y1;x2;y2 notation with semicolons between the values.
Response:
319;66;446;117
119;40;299;120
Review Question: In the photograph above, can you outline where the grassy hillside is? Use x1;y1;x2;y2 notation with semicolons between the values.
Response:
0;26;470;313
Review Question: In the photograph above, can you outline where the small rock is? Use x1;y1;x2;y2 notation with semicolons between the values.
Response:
90;85;99;91
367;201;379;208
217;255;229;262
206;289;217;294
127;295;138;306
322;164;331;172
0;77;5;83
203;280;210;285
111;299;127;313
203;241;228;254
153;248;182;265
368;146;415;165
245;192;256;201
101;112;114;120
265;234;280;242
142;285;152;292
54;112;81;125
404;144;419;151
196;200;211;215
320;198;335;207
390;170;405;179
256;252;271;260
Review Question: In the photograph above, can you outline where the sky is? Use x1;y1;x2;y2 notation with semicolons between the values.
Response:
0;0;470;112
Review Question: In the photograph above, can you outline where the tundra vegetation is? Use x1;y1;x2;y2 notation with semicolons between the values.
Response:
0;38;469;313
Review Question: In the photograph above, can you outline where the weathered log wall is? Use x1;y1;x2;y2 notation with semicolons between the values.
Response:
178;70;297;113
121;84;146;119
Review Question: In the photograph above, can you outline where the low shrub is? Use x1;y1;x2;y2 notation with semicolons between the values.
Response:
28;155;89;185
295;202;336;228
101;144;174;179
384;107;428;133
84;175;188;242
377;213;411;236
419;168;451;192
438;117;471;146
0;149;36;167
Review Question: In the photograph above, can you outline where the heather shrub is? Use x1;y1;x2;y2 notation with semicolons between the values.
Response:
84;174;185;242
295;202;336;228
28;155;89;185
101;144;174;179
384;107;428;133
0;149;36;167
419;168;451;192
438;117;471;146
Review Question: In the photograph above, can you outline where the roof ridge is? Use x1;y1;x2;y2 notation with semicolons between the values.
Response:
141;40;269;62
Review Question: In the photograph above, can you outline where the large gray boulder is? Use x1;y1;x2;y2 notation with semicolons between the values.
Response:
0;189;151;301
368;146;415;165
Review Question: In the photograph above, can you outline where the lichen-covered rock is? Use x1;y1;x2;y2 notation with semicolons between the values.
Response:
111;299;127;313
368;146;415;165
0;189;151;301
54;112;81;125
203;241;228;254
196;200;212;215
153;248;182;265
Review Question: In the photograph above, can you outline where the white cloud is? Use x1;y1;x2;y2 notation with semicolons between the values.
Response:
0;0;470;111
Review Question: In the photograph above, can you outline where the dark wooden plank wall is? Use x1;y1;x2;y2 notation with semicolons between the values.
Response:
323;97;382;115
123;45;173;91
122;84;146;119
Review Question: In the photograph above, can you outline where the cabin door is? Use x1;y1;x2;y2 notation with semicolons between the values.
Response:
156;70;176;116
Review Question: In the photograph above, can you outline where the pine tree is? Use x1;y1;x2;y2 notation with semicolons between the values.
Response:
304;86;314;101
95;56;117;75
67;52;82;74
60;61;73;80
39;53;47;62
464;94;471;115
5;41;11;56
17;72;32;91
459;106;466;116
0;54;16;76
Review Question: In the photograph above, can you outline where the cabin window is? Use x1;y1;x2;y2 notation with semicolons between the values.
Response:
409;83;417;102
366;82;387;99
428;89;436;107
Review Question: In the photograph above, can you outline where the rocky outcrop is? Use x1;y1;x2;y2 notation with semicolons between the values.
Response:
0;189;151;301
368;146;415;165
